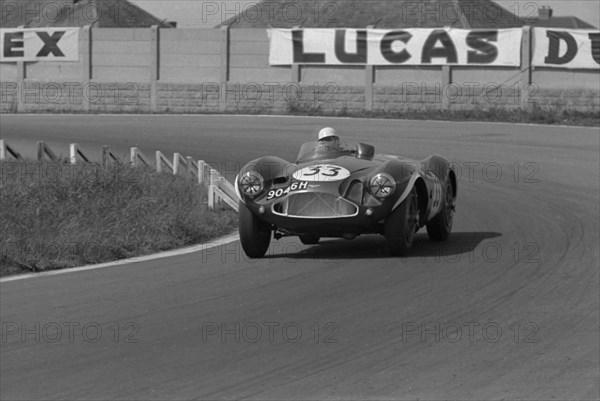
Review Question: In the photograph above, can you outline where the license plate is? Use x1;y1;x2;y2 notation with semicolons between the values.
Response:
266;181;308;200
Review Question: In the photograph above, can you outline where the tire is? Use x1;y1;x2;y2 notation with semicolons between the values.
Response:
299;234;320;245
426;180;454;241
239;202;271;258
385;187;419;255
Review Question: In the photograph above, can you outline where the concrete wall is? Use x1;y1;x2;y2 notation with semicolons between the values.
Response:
1;27;598;114
92;29;152;81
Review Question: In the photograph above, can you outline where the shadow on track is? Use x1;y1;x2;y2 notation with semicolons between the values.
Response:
268;232;502;260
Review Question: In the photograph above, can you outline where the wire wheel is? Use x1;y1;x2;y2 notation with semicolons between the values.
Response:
385;188;419;255
427;180;454;242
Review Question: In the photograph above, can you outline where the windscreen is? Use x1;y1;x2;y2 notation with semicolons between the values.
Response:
296;141;355;163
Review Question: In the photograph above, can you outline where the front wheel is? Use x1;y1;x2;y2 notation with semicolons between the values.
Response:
239;202;271;258
426;180;454;241
385;188;419;255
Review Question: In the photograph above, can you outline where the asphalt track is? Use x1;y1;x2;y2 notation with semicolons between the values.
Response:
1;115;599;400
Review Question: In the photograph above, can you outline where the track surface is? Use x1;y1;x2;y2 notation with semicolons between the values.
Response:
1;115;599;400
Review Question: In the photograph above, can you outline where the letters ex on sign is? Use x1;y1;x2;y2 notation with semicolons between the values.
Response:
0;28;80;62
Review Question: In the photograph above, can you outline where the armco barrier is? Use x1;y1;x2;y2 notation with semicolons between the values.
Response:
0;139;238;212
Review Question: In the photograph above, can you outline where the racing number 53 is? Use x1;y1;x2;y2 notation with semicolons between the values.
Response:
292;164;351;182
304;165;342;177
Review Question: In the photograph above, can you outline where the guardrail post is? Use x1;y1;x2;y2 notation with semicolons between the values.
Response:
208;169;216;210
70;143;78;164
173;152;181;175
37;141;57;161
198;160;205;185
0;139;22;160
130;147;150;167
70;143;91;163
102;145;110;167
102;145;119;167
156;151;162;173
186;156;193;180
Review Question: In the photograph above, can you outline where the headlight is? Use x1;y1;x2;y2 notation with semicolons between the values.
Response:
239;171;264;197
368;173;396;198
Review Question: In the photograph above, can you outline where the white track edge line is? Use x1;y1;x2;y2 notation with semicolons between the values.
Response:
0;232;240;283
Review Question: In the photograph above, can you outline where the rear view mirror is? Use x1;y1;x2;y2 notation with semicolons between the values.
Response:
356;143;375;159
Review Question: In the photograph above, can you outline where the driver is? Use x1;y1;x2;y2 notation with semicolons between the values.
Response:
317;127;340;149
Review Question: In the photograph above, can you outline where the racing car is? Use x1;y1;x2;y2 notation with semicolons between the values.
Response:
235;139;457;258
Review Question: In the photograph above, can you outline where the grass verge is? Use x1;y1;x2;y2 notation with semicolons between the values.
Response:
0;160;238;277
4;103;599;127
283;103;600;127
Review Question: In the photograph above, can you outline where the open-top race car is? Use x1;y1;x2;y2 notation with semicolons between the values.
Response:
235;131;457;258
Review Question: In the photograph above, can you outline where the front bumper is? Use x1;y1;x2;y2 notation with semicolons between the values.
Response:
245;190;393;236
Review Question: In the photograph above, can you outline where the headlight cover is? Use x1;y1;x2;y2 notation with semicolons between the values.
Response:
239;171;264;197
368;173;396;198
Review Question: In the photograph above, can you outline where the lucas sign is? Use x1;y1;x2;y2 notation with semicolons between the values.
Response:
532;28;599;69
1;28;79;62
268;28;522;66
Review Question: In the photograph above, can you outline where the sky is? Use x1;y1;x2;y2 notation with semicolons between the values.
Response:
130;0;600;29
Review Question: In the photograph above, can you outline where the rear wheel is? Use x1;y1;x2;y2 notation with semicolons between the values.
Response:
426;180;454;241
385;188;419;255
299;234;320;245
239;202;271;258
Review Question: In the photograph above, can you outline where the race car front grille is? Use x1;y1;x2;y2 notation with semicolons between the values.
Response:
272;193;358;218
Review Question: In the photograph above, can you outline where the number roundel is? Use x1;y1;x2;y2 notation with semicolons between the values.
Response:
292;164;351;182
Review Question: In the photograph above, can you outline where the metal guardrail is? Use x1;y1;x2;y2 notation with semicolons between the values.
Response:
0;140;238;212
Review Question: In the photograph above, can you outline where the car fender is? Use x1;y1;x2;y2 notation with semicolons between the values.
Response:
237;156;295;204
391;173;421;211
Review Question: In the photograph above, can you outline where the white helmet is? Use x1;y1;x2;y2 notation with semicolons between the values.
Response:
318;127;338;141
